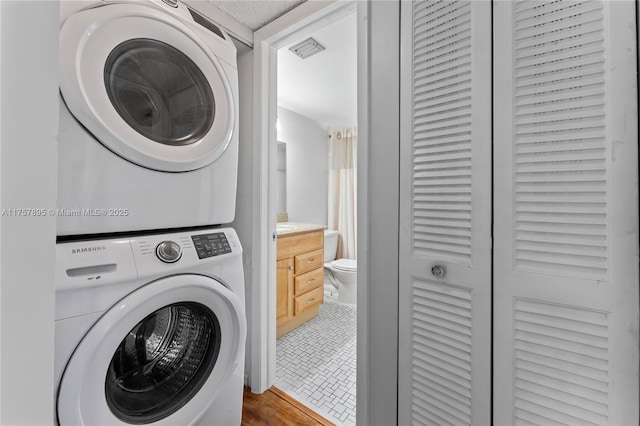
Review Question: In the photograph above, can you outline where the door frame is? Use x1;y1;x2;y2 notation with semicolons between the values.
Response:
251;2;402;424
249;0;357;393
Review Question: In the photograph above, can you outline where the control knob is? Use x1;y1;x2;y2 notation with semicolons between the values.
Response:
156;240;182;263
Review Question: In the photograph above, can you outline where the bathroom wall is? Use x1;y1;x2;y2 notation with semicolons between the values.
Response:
276;142;287;214
277;106;328;226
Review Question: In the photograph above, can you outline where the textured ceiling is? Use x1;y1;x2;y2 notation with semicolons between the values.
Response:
208;0;306;30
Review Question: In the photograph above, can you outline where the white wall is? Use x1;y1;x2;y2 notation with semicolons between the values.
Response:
277;106;328;226
356;1;399;425
276;142;286;214
0;1;59;423
229;39;254;385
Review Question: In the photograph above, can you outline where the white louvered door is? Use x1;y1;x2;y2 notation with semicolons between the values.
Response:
493;1;639;425
399;1;492;424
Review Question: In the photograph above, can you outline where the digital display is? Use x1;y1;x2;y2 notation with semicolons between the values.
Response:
191;233;231;259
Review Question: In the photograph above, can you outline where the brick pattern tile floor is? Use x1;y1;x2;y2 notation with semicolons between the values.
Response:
275;297;357;425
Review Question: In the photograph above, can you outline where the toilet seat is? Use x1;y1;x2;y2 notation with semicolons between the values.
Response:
331;259;357;272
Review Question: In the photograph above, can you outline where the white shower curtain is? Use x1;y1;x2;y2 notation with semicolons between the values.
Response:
328;128;357;260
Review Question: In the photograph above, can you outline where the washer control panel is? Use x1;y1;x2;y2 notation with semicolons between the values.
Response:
191;232;232;259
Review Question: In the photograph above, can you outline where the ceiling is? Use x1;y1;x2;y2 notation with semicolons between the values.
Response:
277;10;357;129
205;0;357;130
208;0;306;31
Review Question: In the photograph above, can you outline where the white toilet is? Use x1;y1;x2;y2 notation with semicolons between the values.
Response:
324;229;357;305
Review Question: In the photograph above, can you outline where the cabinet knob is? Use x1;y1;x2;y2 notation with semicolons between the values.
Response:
289;266;294;271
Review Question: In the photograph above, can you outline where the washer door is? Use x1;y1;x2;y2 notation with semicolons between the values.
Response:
57;275;246;425
59;3;234;172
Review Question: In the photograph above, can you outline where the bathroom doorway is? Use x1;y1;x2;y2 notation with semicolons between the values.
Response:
273;6;358;425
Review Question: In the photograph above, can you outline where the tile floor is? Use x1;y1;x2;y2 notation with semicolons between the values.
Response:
275;297;357;425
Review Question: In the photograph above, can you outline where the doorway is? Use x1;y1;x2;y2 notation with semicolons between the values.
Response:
249;1;365;422
273;7;357;425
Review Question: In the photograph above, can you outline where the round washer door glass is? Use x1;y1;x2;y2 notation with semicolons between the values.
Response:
105;302;221;424
104;39;215;147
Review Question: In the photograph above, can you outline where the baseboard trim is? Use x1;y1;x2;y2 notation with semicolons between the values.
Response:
269;386;335;426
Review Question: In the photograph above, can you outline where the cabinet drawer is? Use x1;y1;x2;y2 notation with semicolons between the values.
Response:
294;268;323;295
277;230;323;259
294;248;324;275
294;286;323;316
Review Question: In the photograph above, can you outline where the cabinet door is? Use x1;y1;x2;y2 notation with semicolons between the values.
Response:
276;257;294;327
398;1;492;424
494;1;639;424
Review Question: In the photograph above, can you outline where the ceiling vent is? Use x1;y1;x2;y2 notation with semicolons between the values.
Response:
289;37;326;59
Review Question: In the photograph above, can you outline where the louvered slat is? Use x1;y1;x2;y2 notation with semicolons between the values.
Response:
412;0;473;263
514;299;609;425
513;0;608;280
514;0;602;23
515;172;605;184
411;279;473;425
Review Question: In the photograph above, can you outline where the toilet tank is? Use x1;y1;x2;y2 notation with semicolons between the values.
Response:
324;229;339;262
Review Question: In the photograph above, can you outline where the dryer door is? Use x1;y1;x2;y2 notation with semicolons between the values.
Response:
59;3;235;172
57;275;246;425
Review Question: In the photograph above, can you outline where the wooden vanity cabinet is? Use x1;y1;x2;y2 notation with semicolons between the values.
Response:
276;229;324;338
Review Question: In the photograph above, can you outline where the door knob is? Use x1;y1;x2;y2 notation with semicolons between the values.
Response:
431;264;446;278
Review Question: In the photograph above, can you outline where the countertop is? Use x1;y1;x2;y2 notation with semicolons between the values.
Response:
276;222;325;237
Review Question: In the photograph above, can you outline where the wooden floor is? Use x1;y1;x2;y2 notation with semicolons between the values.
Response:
241;386;335;426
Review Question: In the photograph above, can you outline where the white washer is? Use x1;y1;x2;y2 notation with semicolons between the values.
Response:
55;227;246;425
57;0;239;236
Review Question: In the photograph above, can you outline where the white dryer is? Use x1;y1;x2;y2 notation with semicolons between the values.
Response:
55;227;246;425
57;0;239;236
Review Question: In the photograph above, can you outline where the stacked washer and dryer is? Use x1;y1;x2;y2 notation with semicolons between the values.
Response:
54;1;246;425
